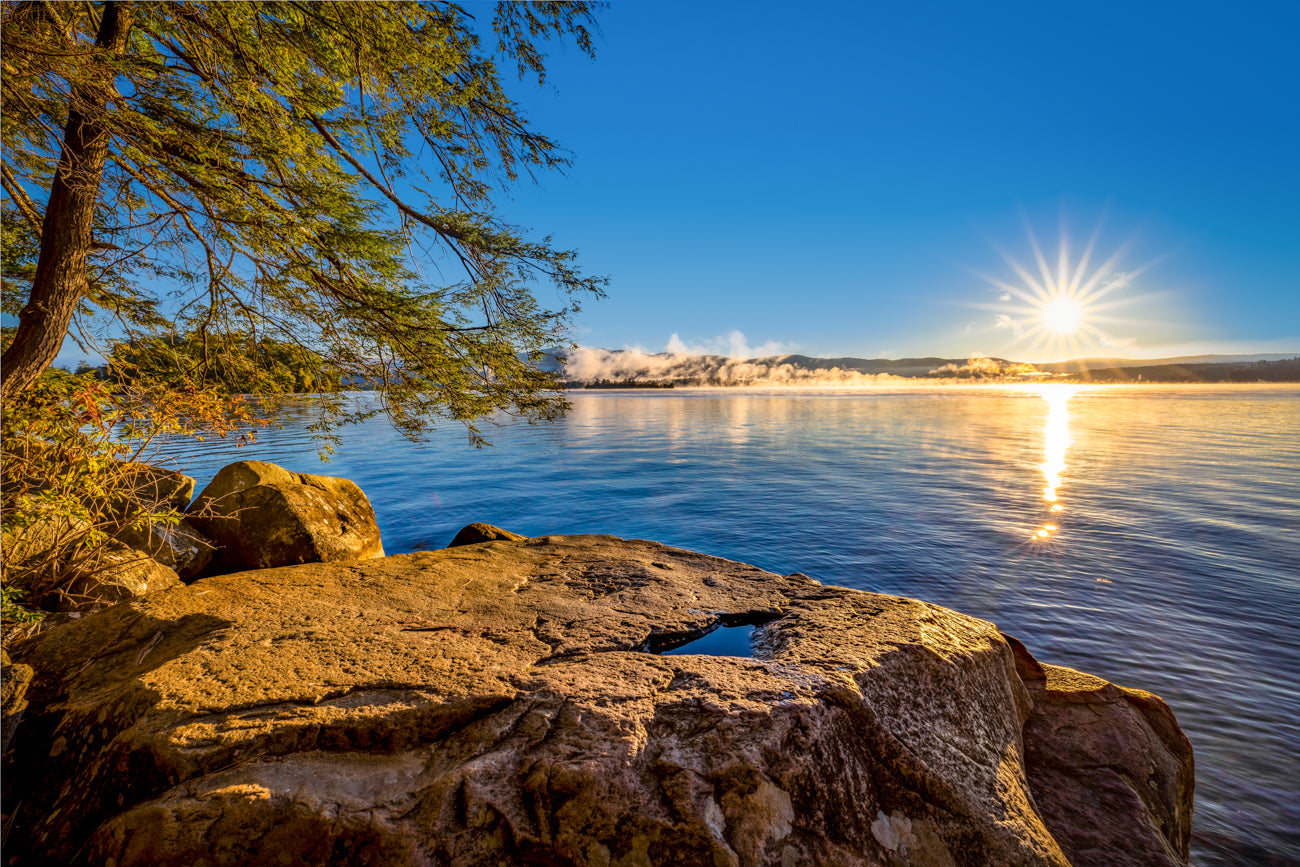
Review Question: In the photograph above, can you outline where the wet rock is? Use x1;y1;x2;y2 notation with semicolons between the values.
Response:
186;460;384;573
447;522;528;547
2;536;1192;866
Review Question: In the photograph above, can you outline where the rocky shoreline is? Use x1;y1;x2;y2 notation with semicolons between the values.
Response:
1;462;1193;866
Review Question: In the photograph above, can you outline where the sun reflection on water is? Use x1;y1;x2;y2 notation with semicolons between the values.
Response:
1035;385;1076;540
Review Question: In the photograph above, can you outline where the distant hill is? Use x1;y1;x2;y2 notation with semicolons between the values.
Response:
1055;356;1300;383
767;355;963;378
1037;353;1298;373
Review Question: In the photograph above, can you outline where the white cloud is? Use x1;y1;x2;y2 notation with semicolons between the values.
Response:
994;314;1023;334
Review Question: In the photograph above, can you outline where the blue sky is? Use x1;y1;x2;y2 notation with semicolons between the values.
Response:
498;0;1299;361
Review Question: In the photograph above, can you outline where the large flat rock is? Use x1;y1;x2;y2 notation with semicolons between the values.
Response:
2;535;1191;866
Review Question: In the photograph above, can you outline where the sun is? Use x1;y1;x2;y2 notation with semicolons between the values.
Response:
1041;297;1084;335
967;216;1162;361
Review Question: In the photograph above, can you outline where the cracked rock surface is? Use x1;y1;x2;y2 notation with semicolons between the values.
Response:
2;535;1191;866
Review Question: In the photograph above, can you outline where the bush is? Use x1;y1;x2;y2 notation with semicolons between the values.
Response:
1;365;261;613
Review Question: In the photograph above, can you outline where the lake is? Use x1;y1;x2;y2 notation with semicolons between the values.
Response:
159;384;1300;866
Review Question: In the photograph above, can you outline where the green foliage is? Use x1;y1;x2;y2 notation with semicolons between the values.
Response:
108;332;342;395
2;1;605;443
1;585;44;625
0;208;39;317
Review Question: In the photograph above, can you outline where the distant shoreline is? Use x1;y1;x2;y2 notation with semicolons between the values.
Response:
568;381;1300;391
557;353;1300;389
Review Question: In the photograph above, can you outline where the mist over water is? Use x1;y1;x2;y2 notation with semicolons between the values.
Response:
160;385;1300;866
559;346;1038;385
561;345;913;385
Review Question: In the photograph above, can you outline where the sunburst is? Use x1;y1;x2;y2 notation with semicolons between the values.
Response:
969;216;1163;361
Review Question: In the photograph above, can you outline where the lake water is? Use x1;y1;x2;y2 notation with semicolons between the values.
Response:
159;384;1300;866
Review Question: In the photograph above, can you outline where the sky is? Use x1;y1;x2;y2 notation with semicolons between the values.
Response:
22;1;1298;369
494;0;1299;362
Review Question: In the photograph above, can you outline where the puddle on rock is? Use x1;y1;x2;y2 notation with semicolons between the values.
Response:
658;624;758;658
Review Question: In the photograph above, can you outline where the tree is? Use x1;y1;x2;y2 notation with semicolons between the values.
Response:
1;1;605;442
106;330;342;394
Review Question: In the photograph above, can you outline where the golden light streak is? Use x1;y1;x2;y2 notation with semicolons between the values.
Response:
1033;385;1076;540
1041;385;1071;503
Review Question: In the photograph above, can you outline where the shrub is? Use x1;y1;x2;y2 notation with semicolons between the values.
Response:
0;365;261;614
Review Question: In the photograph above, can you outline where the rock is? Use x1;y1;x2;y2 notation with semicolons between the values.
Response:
1;535;1192;866
448;522;528;547
1;650;34;754
106;462;212;580
1003;635;1194;866
2;515;182;610
113;514;216;582
0;510;88;569
60;537;183;611
113;462;196;512
186;460;384;573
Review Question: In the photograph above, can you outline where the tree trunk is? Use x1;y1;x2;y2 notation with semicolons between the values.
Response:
0;2;135;400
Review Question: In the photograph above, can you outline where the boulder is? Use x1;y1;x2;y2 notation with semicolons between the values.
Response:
1;649;33;754
448;521;528;547
1003;635;1194;866
60;537;184;611
102;462;213;580
0;509;88;569
2;536;1192;866
1;514;182;610
113;514;216;582
113;462;196;513
186;460;384;573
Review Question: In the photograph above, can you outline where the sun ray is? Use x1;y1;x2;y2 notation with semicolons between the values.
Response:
1067;221;1102;295
1057;214;1071;297
1074;239;1138;303
993;246;1051;301
966;267;1041;306
964;215;1168;361
1024;220;1057;299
